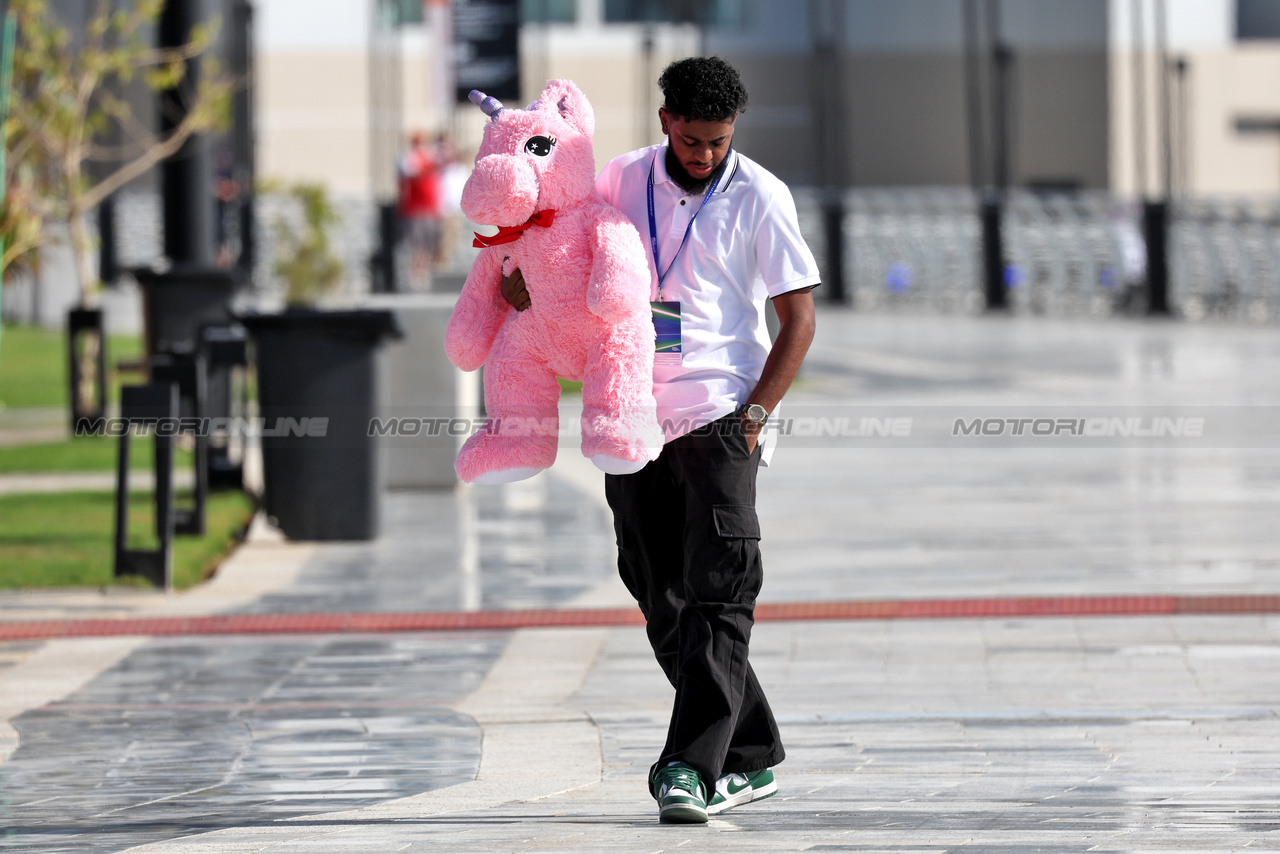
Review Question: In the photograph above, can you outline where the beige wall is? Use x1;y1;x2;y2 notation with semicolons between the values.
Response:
258;23;698;198
258;50;372;196
1110;43;1280;197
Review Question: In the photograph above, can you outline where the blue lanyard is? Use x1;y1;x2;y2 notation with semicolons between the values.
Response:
646;148;730;296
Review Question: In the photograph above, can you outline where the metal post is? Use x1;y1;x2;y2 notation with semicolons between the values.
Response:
1132;0;1147;200
822;195;845;304
114;383;178;589
1146;0;1172;315
98;193;118;286
150;351;209;536
963;0;987;193
1143;199;1169;315
981;194;1007;310
201;324;248;490
231;0;256;278
159;0;215;269
1173;57;1189;196
979;0;1013;311
811;0;847;304
369;0;404;295
371;202;399;293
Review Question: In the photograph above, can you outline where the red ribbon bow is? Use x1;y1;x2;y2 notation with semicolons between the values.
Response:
472;209;557;248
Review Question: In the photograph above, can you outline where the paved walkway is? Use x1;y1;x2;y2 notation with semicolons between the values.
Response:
2;308;1280;852
0;407;66;448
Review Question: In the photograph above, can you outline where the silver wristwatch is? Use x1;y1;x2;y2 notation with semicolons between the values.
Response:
741;403;769;426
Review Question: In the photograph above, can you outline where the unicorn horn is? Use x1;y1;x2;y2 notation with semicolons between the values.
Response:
469;90;505;118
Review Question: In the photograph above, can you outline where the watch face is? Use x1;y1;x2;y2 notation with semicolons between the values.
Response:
745;404;768;424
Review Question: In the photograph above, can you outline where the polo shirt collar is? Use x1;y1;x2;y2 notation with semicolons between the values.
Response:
653;139;675;186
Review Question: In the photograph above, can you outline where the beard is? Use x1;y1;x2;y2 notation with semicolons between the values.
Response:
665;147;725;196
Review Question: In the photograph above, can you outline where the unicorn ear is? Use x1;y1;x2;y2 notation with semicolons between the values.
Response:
534;79;595;138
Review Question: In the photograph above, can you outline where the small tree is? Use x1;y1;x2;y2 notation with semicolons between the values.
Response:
270;181;344;307
2;0;234;300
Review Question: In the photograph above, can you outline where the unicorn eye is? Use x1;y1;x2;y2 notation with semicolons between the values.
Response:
524;135;556;158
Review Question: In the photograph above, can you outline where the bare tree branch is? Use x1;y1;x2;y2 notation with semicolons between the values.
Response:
80;106;213;212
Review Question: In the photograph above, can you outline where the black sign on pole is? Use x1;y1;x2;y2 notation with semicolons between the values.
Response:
454;0;520;104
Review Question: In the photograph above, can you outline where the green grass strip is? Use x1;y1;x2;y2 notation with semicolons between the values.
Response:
0;436;194;474
0;324;145;409
0;489;257;590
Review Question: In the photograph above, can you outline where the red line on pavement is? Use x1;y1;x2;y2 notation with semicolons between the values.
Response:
1;595;1278;642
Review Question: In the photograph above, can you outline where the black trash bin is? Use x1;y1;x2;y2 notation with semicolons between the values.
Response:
239;308;403;541
133;267;243;356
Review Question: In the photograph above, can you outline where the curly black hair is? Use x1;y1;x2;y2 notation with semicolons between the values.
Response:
658;56;748;122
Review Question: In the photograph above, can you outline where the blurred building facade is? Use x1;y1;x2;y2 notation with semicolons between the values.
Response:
12;0;1276;326
257;0;1280;199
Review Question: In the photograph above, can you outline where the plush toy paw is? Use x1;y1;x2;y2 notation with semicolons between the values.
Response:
444;334;490;373
580;416;662;476
472;466;546;485
589;454;649;475
455;427;558;484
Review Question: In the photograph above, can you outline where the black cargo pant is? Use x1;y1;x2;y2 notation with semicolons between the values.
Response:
605;413;785;797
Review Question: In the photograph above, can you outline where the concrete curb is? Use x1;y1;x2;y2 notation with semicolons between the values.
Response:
0;470;197;495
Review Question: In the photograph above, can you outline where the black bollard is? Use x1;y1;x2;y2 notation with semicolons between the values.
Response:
114;383;179;589
981;195;1007;311
150;351;209;536
1143;200;1170;315
822;194;847;305
67;308;107;430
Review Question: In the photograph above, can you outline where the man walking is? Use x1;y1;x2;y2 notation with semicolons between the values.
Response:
504;56;818;823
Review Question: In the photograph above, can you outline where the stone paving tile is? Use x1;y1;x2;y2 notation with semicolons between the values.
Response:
548;616;1279;852
5;310;1280;852
0;641;40;675
0;632;507;853
239;476;616;616
757;447;1280;605
0;466;618;853
0;590;167;623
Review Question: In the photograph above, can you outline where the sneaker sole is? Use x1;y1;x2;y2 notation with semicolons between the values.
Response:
705;779;778;816
659;802;709;824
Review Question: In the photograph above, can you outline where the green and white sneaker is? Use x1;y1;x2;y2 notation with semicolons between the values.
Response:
706;768;777;815
652;762;708;824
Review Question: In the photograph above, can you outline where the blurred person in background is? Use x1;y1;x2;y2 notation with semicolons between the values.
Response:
435;132;467;270
397;131;444;284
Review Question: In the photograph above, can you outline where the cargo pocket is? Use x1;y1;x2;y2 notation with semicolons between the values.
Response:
712;504;761;539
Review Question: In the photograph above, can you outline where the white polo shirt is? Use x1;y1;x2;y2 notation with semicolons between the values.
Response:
596;141;820;450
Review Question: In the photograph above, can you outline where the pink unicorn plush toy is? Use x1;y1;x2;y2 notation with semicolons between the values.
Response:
445;79;662;484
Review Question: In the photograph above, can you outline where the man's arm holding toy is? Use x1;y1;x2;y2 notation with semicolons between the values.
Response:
445;248;510;371
498;218;649;321
500;263;531;312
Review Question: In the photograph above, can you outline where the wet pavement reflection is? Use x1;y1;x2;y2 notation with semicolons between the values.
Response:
0;474;617;853
0;633;502;852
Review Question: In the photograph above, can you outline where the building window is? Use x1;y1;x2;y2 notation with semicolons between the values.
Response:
521;0;576;24
1237;0;1280;39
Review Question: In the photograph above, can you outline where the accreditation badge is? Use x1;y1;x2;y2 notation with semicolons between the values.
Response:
650;301;682;365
